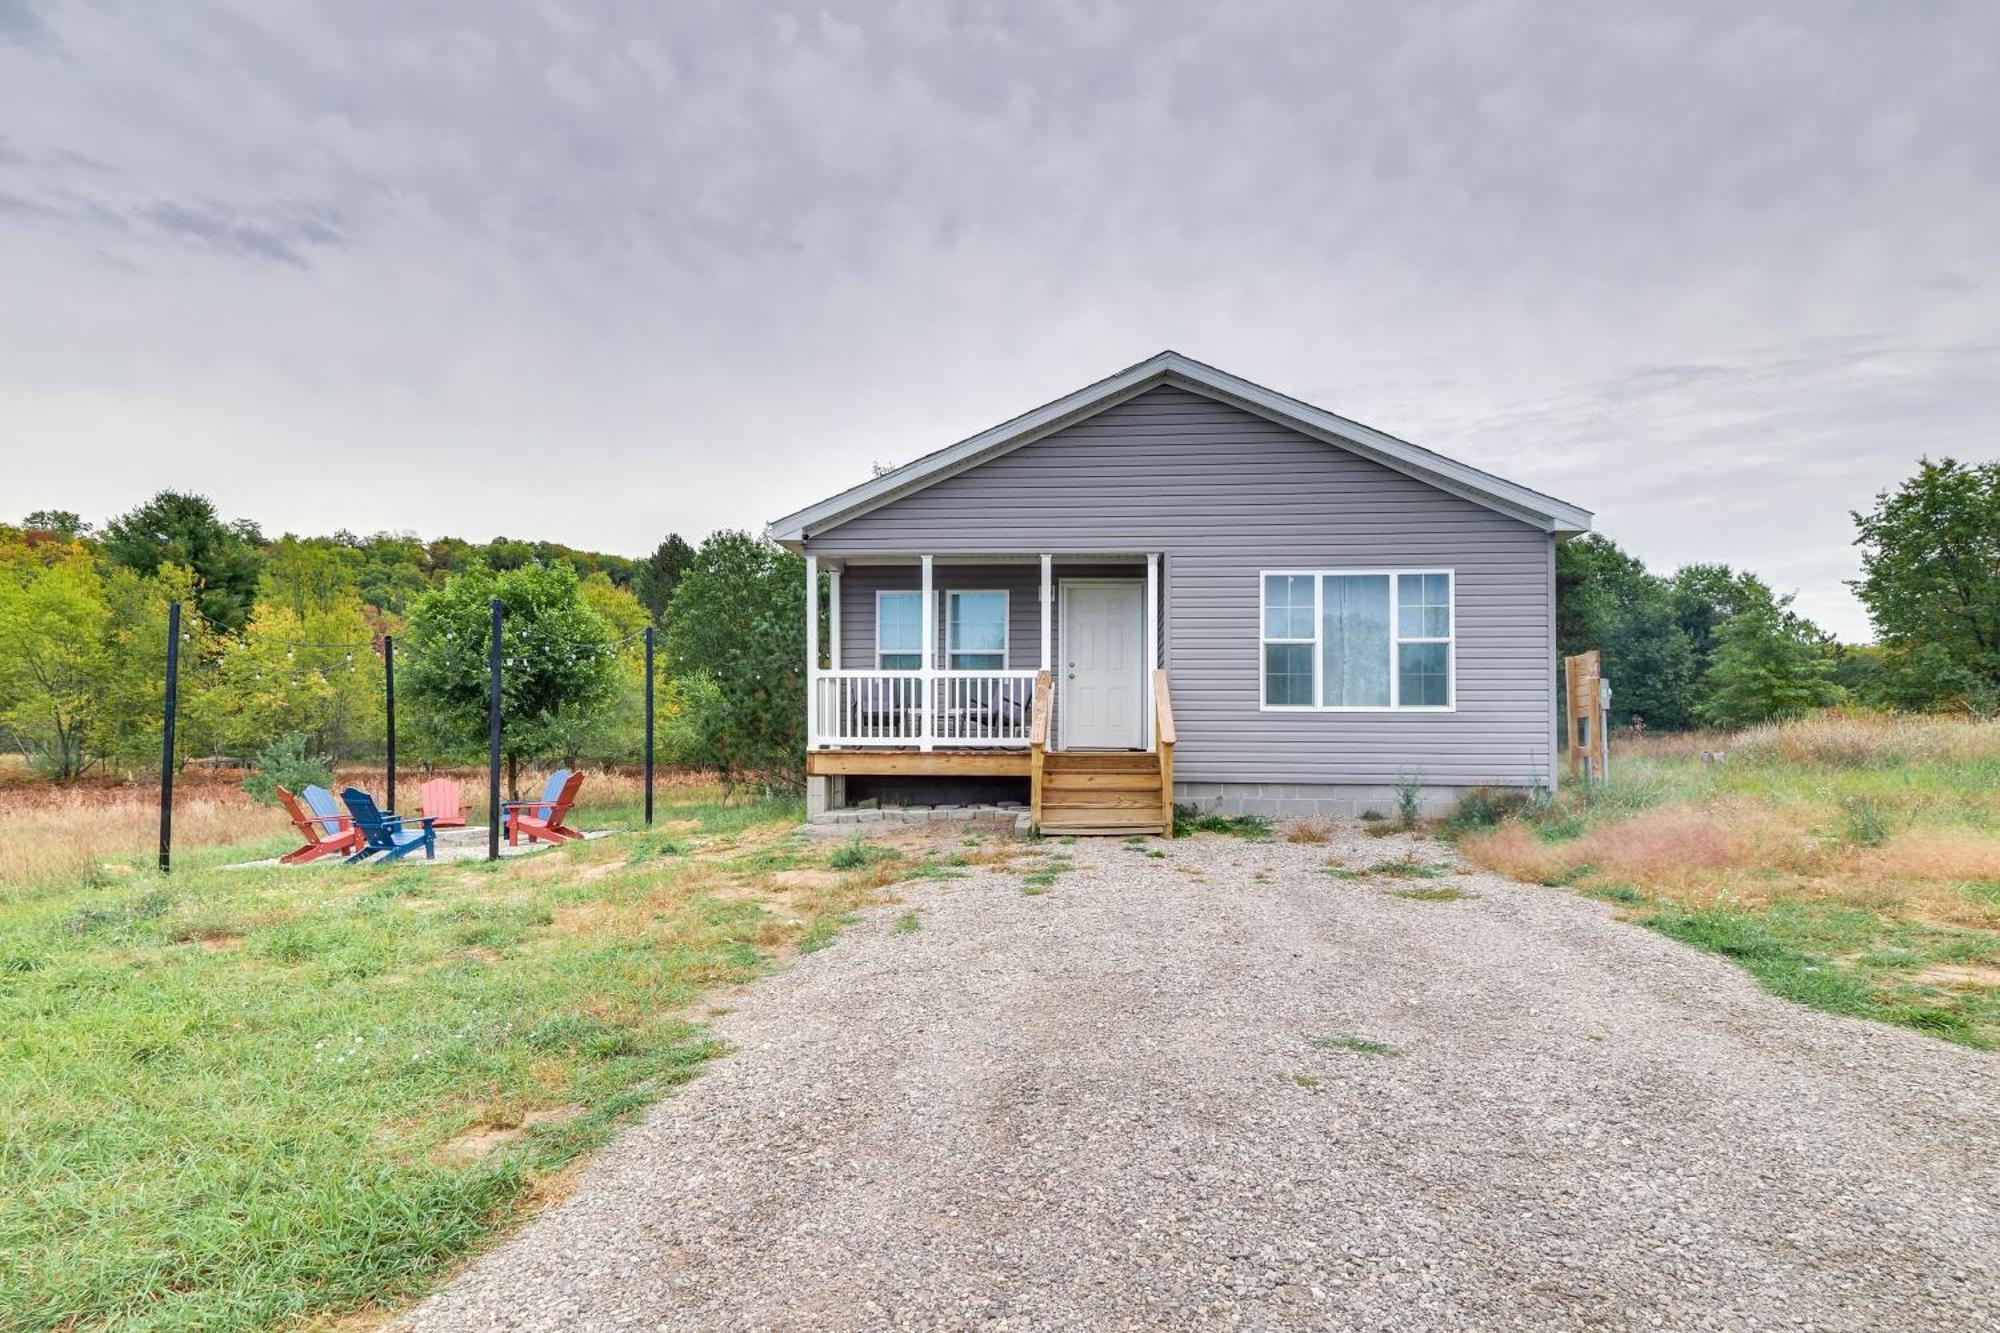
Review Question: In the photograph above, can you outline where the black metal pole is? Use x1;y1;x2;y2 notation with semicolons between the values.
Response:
643;626;655;826
158;600;180;874
488;599;502;861
383;634;396;813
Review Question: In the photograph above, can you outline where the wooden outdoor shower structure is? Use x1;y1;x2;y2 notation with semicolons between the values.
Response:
1564;650;1611;782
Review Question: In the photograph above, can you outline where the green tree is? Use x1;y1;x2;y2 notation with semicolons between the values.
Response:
1852;457;2000;712
0;543;113;778
403;562;618;796
193;599;382;760
634;533;696;625
1698;585;1845;727
537;574;652;766
101;490;265;632
21;510;91;540
662;531;805;789
1556;534;1698;729
91;563;221;771
259;536;361;618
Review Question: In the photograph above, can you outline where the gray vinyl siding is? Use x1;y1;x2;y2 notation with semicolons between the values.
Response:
806;384;1557;789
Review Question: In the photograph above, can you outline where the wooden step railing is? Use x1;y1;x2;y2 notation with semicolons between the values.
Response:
1029;669;1052;829
1153;668;1175;839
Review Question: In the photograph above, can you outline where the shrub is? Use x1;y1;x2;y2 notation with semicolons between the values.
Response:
241;733;333;807
1393;775;1423;827
1442;787;1530;836
1838;796;1894;848
828;837;894;870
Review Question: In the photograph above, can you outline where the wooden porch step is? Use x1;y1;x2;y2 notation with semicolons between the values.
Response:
1041;823;1166;836
1042;769;1160;791
1041;789;1162;810
1042;751;1157;772
1041;811;1166;833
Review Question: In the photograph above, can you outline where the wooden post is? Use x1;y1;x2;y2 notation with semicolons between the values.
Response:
1153;667;1175;839
1029;669;1051;831
488;599;502;861
1564;650;1609;782
158;600;180;874
643;626;655;827
383;634;396;814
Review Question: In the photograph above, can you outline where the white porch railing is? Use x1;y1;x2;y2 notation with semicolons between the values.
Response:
811;669;1039;749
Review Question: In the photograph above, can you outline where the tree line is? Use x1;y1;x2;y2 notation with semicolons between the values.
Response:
2;455;1993;786
0;493;803;792
1560;456;1998;729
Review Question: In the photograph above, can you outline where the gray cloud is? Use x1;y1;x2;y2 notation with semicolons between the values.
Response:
2;1;1997;640
0;0;47;46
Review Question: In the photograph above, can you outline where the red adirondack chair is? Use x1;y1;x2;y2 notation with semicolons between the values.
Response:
418;777;467;828
503;770;585;846
276;784;363;864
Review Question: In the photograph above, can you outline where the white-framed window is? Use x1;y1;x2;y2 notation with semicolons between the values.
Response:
876;589;922;670
946;589;1008;670
1259;570;1454;710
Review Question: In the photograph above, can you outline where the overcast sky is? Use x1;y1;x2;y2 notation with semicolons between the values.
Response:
3;2;1996;640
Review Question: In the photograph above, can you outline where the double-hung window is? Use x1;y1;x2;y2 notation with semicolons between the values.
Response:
875;590;922;670
946;590;1008;670
1260;570;1453;709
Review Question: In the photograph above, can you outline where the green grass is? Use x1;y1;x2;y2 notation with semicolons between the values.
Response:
1329;858;1445;881
0;792;821;1331
1306;1033;1404;1058
1641;904;1995;1048
890;911;921;935
1171;805;1272;839
1388;886;1474;902
827;837;898;870
1456;716;2000;1050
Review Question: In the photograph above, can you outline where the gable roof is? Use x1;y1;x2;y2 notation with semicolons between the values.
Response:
767;350;1592;546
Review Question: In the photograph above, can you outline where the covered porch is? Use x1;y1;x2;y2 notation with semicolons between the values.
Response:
802;551;1175;834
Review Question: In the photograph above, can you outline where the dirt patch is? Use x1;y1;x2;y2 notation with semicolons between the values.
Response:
435;1106;582;1165
436;1125;522;1165
768;869;847;892
1916;962;2000;988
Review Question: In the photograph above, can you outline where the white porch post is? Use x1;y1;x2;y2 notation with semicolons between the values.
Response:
1145;553;1159;749
919;554;935;751
1039;554;1053;670
827;565;842;670
804;554;819;750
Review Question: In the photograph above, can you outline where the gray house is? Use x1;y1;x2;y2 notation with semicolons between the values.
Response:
768;351;1591;835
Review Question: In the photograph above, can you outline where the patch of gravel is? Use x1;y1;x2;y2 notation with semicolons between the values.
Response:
403;825;2000;1331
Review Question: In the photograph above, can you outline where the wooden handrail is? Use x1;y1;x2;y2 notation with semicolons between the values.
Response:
1029;669;1052;830
1029;670;1052;748
1152;668;1174;838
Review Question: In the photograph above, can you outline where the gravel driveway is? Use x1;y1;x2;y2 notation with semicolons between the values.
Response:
404;827;2000;1331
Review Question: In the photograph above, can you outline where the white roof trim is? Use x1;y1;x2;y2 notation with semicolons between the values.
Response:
767;351;1592;546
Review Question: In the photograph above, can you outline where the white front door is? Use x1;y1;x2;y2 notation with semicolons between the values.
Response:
1061;580;1145;749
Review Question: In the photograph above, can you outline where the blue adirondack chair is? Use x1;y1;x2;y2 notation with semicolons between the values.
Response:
339;787;437;864
502;768;570;843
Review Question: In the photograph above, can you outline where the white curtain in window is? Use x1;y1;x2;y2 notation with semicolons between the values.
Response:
1322;574;1391;706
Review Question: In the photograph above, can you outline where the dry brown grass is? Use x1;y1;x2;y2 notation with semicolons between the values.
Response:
1731;712;2000;768
0;764;723;896
1463;791;2000;928
1284;817;1334;844
0;788;274;894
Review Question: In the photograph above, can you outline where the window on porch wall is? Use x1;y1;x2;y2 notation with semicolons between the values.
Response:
876;590;922;670
947;590;1008;669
